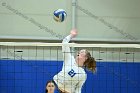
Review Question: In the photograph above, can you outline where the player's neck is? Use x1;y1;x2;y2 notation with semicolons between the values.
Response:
75;59;84;67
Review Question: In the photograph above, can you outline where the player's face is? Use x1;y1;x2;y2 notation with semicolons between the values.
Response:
46;82;55;93
76;49;87;62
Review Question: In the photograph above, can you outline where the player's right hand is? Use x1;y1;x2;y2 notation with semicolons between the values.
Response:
70;28;78;38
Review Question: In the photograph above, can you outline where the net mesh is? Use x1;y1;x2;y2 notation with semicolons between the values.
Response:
0;43;140;93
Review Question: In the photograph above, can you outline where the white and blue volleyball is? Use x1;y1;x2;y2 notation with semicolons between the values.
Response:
53;9;67;22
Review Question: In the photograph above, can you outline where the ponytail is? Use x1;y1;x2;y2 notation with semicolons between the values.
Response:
84;50;96;73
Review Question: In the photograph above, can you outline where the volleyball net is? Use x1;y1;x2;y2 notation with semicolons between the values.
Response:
0;42;140;93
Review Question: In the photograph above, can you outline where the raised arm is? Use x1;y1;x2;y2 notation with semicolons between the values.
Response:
62;29;77;63
62;34;72;53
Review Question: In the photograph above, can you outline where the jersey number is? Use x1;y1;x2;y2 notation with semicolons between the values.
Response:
68;69;76;77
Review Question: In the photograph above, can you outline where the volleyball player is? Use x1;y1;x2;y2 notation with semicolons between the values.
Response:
53;29;96;93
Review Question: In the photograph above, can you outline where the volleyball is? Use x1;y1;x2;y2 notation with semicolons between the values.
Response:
53;9;67;22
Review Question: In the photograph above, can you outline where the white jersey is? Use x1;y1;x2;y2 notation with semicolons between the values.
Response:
53;35;87;93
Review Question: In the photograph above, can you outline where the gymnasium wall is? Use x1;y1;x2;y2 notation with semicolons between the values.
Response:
0;60;140;93
0;0;140;42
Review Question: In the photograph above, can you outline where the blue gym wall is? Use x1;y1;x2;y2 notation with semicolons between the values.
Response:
0;60;140;93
